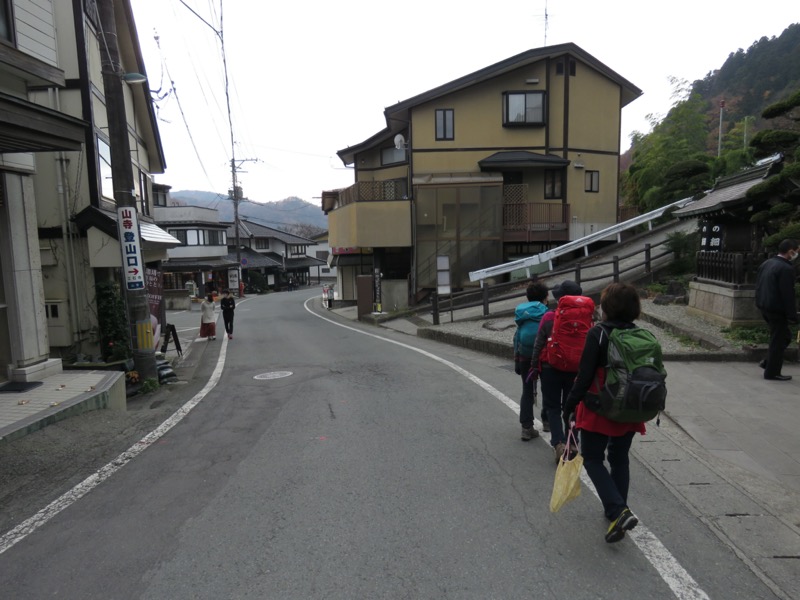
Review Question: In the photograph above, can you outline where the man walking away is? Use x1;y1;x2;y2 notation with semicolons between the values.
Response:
755;239;799;381
221;289;236;340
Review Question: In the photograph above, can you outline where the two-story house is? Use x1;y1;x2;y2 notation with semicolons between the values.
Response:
323;43;641;306
29;0;178;361
0;0;87;384
155;189;239;301
225;219;325;291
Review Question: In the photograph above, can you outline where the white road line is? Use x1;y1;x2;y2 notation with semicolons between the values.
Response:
305;300;709;600
0;337;231;555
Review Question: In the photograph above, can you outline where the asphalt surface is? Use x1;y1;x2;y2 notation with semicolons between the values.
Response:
0;287;797;599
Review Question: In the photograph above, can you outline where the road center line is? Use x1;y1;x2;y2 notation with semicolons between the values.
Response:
306;299;709;600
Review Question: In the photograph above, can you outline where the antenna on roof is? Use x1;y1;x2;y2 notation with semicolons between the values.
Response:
543;0;549;46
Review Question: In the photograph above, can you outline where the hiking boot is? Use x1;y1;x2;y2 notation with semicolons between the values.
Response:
542;420;550;433
553;442;566;464
605;508;638;543
521;426;539;441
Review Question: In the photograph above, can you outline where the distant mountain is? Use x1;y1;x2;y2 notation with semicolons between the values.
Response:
169;190;328;234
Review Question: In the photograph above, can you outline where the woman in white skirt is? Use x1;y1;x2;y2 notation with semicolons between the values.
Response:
199;294;217;340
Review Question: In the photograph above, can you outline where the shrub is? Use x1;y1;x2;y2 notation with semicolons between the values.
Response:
96;281;131;362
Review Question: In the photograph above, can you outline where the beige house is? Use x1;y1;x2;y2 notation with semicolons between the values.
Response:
4;0;176;368
323;43;641;306
1;0;86;383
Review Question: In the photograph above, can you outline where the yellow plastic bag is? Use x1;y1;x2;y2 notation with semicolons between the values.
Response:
549;433;583;513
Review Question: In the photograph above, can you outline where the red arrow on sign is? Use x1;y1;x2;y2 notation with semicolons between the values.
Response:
129;268;139;276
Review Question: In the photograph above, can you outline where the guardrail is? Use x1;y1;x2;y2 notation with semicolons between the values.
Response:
468;196;695;284
431;239;672;324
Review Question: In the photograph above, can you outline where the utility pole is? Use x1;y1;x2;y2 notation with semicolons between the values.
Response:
717;99;725;157
97;0;157;380
229;158;256;297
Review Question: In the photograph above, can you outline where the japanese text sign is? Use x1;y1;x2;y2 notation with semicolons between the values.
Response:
117;207;145;290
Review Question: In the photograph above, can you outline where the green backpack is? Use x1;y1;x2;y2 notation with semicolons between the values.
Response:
587;325;667;423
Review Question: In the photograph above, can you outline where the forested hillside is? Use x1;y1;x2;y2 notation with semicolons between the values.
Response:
169;190;327;237
622;23;800;212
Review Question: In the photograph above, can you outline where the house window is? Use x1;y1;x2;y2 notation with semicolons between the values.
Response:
503;92;545;126
0;0;13;43
381;147;406;165
435;109;454;140
153;189;167;206
585;170;600;193
255;238;269;250
544;169;563;199
138;170;151;216
556;60;576;76
168;229;187;245
207;230;225;245
97;137;114;200
187;230;199;245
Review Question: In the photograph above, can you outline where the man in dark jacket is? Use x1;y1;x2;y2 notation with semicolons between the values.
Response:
755;239;799;381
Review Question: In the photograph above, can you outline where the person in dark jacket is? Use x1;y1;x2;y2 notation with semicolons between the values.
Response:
220;289;236;340
530;279;585;461
755;239;799;381
513;281;549;441
563;282;645;543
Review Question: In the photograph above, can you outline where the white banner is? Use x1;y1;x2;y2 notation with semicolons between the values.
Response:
117;207;145;290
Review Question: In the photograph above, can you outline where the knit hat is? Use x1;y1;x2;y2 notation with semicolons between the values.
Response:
551;280;582;299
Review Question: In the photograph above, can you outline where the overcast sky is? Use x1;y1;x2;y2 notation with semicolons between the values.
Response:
130;0;796;206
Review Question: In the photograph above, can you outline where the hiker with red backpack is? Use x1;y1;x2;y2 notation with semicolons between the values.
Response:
562;282;662;543
513;281;549;441
530;280;593;462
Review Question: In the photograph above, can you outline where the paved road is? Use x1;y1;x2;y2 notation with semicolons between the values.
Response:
0;289;792;599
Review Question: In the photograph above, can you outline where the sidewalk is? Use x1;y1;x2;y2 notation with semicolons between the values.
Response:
0;309;205;444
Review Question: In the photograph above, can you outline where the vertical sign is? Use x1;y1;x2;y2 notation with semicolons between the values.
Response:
228;267;240;292
436;255;451;295
117;207;145;290
373;267;382;313
700;221;723;252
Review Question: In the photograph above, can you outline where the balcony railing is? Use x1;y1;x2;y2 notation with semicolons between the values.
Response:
502;184;569;241
336;180;408;208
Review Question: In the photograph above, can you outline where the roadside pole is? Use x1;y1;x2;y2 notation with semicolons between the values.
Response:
98;0;157;379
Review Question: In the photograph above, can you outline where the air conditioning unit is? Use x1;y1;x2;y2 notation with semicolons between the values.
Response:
46;300;72;347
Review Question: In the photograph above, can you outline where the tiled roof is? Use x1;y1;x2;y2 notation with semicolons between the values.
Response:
673;157;782;219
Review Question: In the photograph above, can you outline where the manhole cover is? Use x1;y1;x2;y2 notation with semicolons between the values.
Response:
254;371;293;380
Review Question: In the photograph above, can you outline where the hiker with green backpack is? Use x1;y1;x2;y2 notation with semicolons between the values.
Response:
563;282;667;543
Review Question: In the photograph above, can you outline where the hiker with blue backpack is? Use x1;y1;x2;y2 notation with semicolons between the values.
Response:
513;281;549;441
563;282;667;543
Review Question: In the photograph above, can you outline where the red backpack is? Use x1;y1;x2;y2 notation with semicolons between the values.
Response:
545;295;595;372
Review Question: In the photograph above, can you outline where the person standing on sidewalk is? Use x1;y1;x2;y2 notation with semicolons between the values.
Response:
221;289;236;340
199;294;217;341
513;281;549;441
755;238;799;381
563;282;645;543
530;280;585;461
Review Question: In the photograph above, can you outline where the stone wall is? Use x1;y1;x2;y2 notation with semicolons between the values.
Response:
687;280;761;327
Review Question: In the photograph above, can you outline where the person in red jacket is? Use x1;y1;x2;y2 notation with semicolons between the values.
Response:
563;282;646;543
529;279;585;460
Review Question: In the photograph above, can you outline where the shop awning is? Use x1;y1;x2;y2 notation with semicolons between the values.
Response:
161;258;241;272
